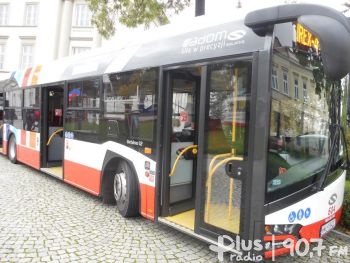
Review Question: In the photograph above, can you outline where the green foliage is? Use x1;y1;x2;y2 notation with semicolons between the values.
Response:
87;0;191;38
340;182;350;229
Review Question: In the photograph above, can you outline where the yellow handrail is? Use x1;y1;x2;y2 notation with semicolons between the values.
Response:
205;67;244;223
169;144;198;177
0;124;3;130
208;152;232;177
46;128;64;146
205;155;243;222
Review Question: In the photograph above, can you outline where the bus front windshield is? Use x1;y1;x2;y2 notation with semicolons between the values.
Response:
266;23;345;203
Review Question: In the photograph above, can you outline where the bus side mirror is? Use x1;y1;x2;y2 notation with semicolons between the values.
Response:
245;4;350;80
298;15;350;80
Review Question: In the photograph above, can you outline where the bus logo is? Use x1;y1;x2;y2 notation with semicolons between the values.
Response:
181;30;246;54
328;193;337;205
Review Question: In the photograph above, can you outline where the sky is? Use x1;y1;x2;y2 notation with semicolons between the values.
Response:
105;0;350;45
177;0;350;20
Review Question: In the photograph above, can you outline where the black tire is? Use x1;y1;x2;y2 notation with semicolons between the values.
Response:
113;160;139;217
8;135;17;164
102;169;116;204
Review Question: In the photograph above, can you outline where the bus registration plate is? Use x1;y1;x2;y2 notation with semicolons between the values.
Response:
320;218;336;237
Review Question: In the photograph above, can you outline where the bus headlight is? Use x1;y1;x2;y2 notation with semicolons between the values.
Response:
265;224;301;236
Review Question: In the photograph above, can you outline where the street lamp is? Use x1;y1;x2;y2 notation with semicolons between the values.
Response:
195;0;205;16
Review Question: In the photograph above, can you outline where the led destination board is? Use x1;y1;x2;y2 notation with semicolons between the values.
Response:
296;23;320;50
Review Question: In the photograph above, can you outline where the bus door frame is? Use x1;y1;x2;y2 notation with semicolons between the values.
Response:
158;67;201;217
40;82;66;168
155;50;272;256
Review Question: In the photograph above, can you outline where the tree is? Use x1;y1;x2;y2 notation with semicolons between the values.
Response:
87;0;191;39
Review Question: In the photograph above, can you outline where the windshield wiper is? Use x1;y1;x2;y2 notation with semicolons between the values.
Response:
316;124;349;191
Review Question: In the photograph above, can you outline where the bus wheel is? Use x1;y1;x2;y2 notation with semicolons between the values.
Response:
8;135;17;164
113;160;139;217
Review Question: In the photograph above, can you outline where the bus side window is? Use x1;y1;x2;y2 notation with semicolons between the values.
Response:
105;69;158;143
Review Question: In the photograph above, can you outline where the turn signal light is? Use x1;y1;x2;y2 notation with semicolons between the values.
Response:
144;147;152;154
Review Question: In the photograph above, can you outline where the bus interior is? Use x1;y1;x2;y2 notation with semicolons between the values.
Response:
40;85;64;178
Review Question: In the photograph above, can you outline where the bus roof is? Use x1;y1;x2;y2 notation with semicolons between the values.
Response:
4;17;265;89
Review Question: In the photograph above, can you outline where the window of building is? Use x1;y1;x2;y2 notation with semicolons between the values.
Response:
294;78;299;99
24;88;39;108
0;44;5;69
24;3;39;26
283;71;289;95
20;44;34;69
271;67;278;90
0;4;9;26
303;81;307;102
5;89;22;108
72;47;91;55
74;4;92;27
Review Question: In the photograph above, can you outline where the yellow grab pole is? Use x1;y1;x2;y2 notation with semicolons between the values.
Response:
207;152;232;185
46;128;64;146
231;68;239;151
204;156;243;222
228;178;234;218
228;68;239;217
169;145;197;177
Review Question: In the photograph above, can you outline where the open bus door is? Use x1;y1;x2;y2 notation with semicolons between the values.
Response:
40;85;64;178
0;91;3;148
159;60;266;257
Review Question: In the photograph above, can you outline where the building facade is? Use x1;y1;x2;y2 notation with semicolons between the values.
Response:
0;0;101;73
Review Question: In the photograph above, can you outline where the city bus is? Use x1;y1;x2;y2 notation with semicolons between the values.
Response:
0;4;349;259
0;90;3;145
0;75;6;148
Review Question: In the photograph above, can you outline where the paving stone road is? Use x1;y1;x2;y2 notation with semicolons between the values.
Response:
0;154;349;263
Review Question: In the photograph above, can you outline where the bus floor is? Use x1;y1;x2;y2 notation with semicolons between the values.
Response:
164;209;195;230
41;166;63;180
162;205;240;233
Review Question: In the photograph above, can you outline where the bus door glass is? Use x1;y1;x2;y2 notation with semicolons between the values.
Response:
198;62;252;236
168;69;200;212
0;92;3;146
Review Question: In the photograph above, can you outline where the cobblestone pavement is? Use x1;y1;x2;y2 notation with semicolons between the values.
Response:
0;154;349;263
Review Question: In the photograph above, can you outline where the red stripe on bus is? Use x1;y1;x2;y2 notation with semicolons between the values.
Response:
140;184;155;221
299;207;342;241
264;235;298;259
21;130;26;146
64;160;101;196
2;139;8;155
22;68;33;87
17;145;40;169
264;208;342;258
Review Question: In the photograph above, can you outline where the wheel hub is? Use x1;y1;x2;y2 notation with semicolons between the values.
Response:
114;171;127;203
9;139;15;159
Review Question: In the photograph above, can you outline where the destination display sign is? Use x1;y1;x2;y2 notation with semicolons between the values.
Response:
295;23;320;51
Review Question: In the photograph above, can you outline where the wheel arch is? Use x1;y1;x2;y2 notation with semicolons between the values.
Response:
7;130;16;142
100;150;140;203
7;131;17;150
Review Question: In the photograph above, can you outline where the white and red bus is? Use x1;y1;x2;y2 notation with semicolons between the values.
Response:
0;4;349;259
